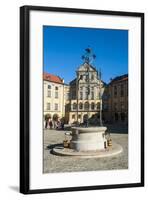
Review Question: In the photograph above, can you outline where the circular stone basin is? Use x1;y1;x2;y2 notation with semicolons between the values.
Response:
70;126;107;151
52;143;123;158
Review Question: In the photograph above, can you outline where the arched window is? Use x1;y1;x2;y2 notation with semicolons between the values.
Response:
79;102;83;109
91;74;94;80
72;114;75;119
78;114;81;119
91;102;95;110
84;102;89;110
96;102;100;110
73;103;77;110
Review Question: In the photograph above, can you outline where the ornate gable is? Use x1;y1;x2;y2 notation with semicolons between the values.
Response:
77;62;97;72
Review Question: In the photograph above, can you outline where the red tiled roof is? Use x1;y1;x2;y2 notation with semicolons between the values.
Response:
43;72;64;84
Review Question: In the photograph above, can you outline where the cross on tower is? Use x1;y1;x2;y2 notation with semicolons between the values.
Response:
81;47;96;64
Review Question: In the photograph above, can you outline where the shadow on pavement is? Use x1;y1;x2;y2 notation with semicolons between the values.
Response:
46;143;63;150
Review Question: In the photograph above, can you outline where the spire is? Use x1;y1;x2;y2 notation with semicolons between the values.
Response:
98;68;102;80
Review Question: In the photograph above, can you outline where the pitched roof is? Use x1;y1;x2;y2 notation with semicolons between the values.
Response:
43;72;64;84
69;78;76;85
110;74;128;84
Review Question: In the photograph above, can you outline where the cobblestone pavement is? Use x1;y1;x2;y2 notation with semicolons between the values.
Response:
43;128;128;173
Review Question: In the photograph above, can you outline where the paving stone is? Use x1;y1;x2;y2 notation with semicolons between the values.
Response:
43;129;128;173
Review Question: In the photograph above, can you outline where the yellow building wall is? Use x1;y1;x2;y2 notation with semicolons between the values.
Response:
43;80;65;119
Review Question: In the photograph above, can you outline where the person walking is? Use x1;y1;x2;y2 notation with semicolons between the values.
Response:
61;120;64;130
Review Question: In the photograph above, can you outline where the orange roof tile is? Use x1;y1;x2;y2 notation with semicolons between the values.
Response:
43;72;64;84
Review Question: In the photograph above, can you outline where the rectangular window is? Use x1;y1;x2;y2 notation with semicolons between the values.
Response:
121;84;124;97
55;103;58;111
114;103;117;111
72;91;76;99
66;93;70;100
80;92;83;100
91;92;94;100
85;92;88;99
47;90;51;97
48;85;51;89
47;103;50;110
121;102;124;111
114;86;117;97
55;91;58;98
85;75;89;82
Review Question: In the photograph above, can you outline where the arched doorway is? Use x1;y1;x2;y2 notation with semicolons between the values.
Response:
44;113;52;129
44;113;51;121
53;113;59;121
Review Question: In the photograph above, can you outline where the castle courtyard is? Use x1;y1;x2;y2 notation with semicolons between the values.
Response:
43;126;128;173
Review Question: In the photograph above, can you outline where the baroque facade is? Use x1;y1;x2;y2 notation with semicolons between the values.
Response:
66;62;104;124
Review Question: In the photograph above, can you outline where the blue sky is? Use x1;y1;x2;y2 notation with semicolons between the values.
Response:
43;26;128;84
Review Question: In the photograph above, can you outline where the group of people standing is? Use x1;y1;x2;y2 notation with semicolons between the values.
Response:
44;118;65;130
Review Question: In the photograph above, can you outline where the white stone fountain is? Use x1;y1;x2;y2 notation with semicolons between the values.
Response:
53;126;122;158
70;127;107;151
